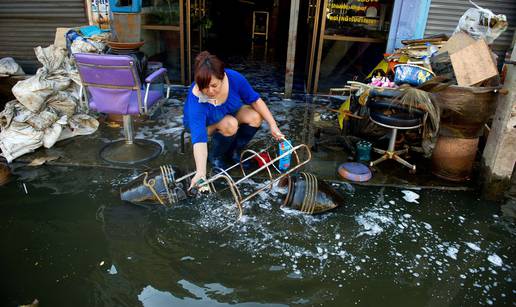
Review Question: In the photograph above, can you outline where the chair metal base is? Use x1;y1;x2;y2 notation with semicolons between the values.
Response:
369;125;417;173
100;139;162;165
369;147;416;172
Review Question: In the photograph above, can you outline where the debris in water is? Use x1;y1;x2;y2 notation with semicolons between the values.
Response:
401;190;420;203
28;154;60;166
19;299;39;307
108;264;118;275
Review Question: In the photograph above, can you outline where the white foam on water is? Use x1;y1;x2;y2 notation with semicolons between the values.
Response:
466;242;481;252
487;254;503;267
355;211;395;236
445;246;459;260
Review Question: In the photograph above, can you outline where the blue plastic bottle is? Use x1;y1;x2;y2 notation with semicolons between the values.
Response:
278;140;292;173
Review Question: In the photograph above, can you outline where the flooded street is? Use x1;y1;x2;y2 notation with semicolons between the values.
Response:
1;60;515;306
1;165;514;306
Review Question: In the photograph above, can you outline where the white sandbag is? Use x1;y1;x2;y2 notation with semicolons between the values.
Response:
0;57;25;75
0;100;17;129
43;122;63;148
25;109;59;130
34;45;70;75
11;68;71;113
11;102;33;124
46;91;77;118
68;114;99;135
455;1;508;44
0;121;44;163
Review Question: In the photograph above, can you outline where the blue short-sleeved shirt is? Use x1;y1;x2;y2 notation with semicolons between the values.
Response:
183;69;260;144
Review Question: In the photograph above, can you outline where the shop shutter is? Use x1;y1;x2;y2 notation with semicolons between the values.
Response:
424;0;516;53
0;0;87;74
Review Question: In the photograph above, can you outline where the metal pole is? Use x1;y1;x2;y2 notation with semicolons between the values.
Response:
123;115;134;145
284;0;300;98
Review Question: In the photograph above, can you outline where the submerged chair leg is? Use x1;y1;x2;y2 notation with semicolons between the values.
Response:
99;115;162;165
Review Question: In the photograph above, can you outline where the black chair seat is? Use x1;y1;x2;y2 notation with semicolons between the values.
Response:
369;100;424;127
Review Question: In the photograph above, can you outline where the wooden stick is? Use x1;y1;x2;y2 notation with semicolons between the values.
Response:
321;106;364;119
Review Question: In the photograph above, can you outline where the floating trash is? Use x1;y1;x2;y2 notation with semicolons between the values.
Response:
120;140;346;218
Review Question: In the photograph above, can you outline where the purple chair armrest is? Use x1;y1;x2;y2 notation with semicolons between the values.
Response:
145;68;167;83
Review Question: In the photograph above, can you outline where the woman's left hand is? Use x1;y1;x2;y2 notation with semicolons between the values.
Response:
270;124;285;141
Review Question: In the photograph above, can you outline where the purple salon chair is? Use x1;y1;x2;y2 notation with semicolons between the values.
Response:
75;53;170;164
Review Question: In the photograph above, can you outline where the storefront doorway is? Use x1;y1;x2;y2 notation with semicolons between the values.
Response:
185;0;291;84
305;0;395;93
142;0;394;92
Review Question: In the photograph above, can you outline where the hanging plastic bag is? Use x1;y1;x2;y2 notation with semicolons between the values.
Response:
454;1;508;44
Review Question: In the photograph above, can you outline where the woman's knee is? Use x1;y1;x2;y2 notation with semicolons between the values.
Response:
218;116;238;136
242;109;262;127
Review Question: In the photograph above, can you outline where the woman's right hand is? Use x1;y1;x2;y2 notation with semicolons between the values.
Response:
189;172;206;190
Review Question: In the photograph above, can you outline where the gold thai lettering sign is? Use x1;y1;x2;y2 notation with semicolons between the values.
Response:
327;0;380;26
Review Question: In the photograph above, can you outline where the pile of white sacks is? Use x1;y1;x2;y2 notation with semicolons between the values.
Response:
0;40;104;163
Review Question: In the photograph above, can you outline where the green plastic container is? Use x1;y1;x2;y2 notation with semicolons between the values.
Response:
356;140;372;162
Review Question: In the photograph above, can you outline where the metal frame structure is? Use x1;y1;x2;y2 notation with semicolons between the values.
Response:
161;140;312;219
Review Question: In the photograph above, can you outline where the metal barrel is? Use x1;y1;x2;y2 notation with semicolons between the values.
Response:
120;165;188;205
281;172;344;214
111;13;142;43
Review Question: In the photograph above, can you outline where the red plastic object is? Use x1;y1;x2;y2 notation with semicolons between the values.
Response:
255;152;272;167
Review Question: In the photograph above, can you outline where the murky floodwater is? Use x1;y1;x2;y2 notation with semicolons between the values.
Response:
1;164;514;307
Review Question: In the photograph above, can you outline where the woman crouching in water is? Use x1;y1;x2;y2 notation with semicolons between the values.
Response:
183;51;284;189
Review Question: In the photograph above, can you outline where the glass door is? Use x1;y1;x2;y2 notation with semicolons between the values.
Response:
186;0;208;84
311;0;394;93
305;0;322;93
141;0;185;84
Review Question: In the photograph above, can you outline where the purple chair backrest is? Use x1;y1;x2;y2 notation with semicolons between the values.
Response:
75;53;142;114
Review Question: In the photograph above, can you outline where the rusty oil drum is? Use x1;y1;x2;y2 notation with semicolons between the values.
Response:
110;13;142;43
431;136;479;181
433;86;499;138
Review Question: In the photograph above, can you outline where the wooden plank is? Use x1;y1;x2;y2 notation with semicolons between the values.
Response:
313;0;329;94
307;0;321;93
142;24;181;31
450;39;498;87
284;0;300;98
180;0;185;85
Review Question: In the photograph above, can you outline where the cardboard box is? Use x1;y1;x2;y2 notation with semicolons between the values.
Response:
450;39;498;86
54;28;72;48
439;31;476;55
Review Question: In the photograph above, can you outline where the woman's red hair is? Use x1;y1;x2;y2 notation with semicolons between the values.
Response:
194;51;225;90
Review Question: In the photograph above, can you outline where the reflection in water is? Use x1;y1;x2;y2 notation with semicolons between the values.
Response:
137;282;286;307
